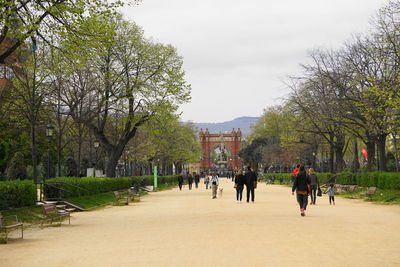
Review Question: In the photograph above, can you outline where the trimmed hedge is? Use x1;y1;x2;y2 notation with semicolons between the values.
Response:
46;175;178;198
0;180;36;211
264;172;400;190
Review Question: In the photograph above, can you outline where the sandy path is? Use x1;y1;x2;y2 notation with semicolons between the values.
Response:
1;179;400;267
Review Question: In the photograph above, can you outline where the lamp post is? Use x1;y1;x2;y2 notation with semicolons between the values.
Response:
45;123;54;184
93;140;100;177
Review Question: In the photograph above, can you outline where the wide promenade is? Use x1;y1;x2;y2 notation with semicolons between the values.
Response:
1;179;400;267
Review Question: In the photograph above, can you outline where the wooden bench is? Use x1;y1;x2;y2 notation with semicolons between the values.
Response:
367;186;377;196
348;185;357;192
0;213;23;243
41;204;70;227
128;187;140;202
113;190;129;205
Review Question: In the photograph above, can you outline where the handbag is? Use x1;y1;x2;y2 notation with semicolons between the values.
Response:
234;183;237;188
317;187;322;197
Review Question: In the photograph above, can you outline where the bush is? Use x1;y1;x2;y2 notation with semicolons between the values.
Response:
264;171;400;190
0;180;36;210
45;175;178;199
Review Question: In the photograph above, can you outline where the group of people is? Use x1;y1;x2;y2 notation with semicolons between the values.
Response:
177;172;200;190
233;166;258;203
178;164;335;217
291;165;335;217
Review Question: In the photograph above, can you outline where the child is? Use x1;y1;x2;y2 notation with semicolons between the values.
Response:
326;184;335;205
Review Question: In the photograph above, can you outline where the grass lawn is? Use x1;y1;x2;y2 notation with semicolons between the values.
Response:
337;188;400;205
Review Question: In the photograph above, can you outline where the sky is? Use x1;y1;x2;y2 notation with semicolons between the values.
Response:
122;0;389;123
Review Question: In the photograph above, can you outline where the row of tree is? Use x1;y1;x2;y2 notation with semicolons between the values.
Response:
242;1;400;173
0;1;201;180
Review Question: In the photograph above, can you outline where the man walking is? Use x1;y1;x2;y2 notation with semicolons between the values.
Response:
194;172;200;189
210;172;219;199
244;166;257;203
187;173;194;190
178;173;184;190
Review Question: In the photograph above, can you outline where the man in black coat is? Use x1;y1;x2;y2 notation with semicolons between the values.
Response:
244;166;257;203
178;174;184;190
187;174;194;190
194;172;200;189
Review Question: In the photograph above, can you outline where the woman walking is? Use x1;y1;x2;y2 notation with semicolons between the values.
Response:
308;168;319;205
292;166;310;216
234;169;245;203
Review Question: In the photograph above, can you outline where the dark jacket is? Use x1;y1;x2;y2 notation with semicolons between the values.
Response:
187;175;193;183
234;174;246;186
178;175;184;183
309;174;319;187
292;171;310;194
194;174;200;183
244;170;257;188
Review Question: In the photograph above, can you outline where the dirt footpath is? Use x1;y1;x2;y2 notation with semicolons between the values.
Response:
1;179;400;267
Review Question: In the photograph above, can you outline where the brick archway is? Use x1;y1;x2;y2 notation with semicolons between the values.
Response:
199;128;242;172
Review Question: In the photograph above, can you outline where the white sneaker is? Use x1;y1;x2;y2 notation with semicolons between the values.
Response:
236;200;239;203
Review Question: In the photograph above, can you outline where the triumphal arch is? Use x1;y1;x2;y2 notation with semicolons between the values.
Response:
199;128;242;172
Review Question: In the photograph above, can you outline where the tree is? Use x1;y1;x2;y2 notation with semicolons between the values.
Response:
61;16;191;177
0;0;133;64
6;151;27;180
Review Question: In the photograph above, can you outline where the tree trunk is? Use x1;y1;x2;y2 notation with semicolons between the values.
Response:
377;134;387;171
105;143;125;177
351;138;360;173
30;123;38;183
335;135;345;173
329;135;335;173
57;133;62;177
366;141;376;171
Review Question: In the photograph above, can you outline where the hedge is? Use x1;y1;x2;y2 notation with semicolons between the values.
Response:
0;180;36;211
46;175;178;198
263;172;400;190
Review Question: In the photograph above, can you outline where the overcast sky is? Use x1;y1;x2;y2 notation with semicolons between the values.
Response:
122;0;389;123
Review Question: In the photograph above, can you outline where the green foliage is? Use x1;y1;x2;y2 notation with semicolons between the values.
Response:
0;180;36;210
265;172;400;190
46;175;178;198
6;152;27;180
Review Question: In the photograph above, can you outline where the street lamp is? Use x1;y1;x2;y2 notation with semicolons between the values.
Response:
93;140;100;177
45;123;54;183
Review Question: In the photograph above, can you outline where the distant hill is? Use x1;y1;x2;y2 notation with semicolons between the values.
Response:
192;116;260;137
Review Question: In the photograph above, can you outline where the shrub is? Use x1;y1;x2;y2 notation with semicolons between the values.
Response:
0;180;36;210
45;175;178;199
264;171;400;190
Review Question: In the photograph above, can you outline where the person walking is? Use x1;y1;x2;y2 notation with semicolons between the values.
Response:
234;169;245;203
326;184;335;205
292;166;310;216
178;173;184;190
244;166;257;203
210;172;219;199
187;174;194;190
308;168;319;205
292;164;300;184
204;174;210;190
194;172;200;189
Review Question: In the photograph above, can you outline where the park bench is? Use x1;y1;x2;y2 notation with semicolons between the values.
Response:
348;185;357;192
113;190;129;205
128;186;141;202
366;186;377;196
0;213;23;243
41;204;70;227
